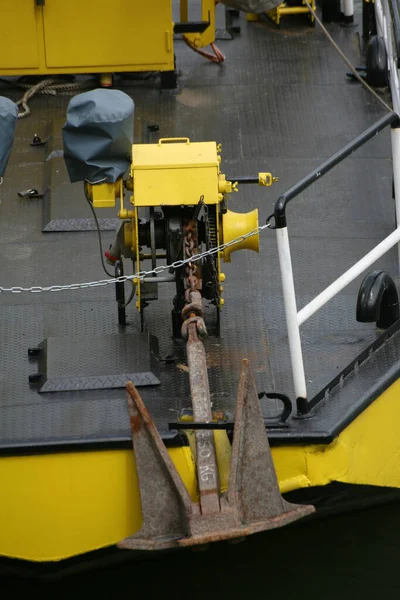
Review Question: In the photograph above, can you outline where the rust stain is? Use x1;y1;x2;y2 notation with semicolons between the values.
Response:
212;410;225;421
262;334;269;355
205;348;265;369
130;414;142;433
199;488;219;497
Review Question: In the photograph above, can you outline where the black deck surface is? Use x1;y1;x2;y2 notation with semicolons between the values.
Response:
0;4;398;453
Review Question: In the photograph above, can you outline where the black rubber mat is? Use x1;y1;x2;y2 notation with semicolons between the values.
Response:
0;6;397;452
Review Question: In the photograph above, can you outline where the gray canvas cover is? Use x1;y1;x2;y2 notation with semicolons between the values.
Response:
220;0;280;12
62;89;134;184
0;97;18;178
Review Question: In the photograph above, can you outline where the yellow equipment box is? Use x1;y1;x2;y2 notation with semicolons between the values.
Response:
0;0;217;77
1;0;173;76
131;138;220;206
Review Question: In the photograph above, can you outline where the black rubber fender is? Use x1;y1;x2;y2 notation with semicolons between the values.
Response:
366;36;388;87
356;270;399;329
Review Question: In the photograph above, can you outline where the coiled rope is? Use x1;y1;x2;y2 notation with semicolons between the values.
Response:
14;78;95;119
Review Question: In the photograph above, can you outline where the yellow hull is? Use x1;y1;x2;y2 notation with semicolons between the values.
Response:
1;379;400;562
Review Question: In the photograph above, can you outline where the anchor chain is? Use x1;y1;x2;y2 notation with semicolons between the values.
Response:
118;221;314;551
181;221;207;340
181;219;220;515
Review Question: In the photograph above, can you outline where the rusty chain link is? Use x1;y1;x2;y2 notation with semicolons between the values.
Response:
181;220;207;340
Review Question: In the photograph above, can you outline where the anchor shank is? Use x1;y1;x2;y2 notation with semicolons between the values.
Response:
186;321;220;515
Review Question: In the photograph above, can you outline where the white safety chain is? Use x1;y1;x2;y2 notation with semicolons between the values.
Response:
0;223;271;294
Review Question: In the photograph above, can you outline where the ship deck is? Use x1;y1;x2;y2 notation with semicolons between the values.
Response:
0;5;397;454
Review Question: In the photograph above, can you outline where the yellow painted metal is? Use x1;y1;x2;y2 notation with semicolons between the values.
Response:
180;0;189;22
2;378;400;561
183;0;216;48
123;221;135;253
273;379;400;492
43;0;172;69
218;174;239;195
246;13;261;22
221;208;260;263
90;181;122;209
0;1;40;70
131;139;220;207
0;447;196;562
258;172;279;187
132;139;219;170
0;1;174;76
268;0;316;25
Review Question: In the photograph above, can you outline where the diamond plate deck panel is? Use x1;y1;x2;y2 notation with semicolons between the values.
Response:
31;333;161;392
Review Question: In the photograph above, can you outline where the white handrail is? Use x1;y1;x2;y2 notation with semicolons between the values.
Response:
276;225;400;401
297;227;400;326
275;0;400;403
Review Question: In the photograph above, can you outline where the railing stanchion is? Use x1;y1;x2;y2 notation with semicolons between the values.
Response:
342;0;354;24
272;113;398;414
276;227;308;405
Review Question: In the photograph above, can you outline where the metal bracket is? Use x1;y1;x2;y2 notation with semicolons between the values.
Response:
17;188;44;199
174;20;210;34
118;360;314;551
30;134;50;147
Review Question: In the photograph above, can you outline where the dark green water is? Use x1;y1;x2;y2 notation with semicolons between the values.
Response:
3;498;400;599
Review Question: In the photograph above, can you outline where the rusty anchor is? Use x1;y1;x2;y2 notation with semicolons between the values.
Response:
119;217;313;551
118;359;314;551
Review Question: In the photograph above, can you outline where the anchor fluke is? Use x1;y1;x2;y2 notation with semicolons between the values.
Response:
118;361;314;552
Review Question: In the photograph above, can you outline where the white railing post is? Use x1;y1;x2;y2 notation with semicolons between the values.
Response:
276;227;307;400
342;0;354;23
391;126;400;272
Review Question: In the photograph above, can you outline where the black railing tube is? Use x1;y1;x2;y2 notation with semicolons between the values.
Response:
274;112;399;228
230;176;259;184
